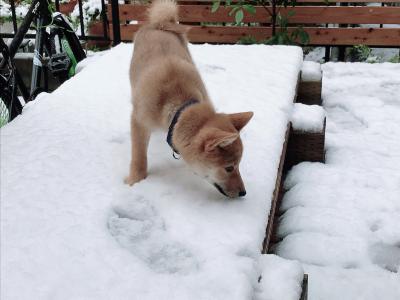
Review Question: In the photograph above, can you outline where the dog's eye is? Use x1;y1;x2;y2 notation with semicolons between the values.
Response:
225;166;234;173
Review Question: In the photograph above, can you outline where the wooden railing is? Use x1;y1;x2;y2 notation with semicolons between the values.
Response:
107;1;400;46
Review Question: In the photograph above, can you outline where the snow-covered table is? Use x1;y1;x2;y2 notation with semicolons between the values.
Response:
1;44;303;300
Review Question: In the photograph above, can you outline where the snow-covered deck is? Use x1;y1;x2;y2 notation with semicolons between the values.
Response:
1;44;303;299
277;62;400;300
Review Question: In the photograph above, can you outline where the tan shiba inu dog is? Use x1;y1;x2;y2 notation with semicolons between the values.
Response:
125;0;253;198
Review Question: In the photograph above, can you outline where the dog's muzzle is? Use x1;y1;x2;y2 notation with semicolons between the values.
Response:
214;183;246;198
214;183;228;197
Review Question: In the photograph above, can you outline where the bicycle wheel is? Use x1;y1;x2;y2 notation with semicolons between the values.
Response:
1;37;25;122
0;73;23;123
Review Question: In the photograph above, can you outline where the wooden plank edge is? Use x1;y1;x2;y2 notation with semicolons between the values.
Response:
300;274;309;300
262;72;300;254
262;122;291;254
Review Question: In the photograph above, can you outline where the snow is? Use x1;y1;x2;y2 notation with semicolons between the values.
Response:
71;0;103;34
255;255;304;300
0;0;11;18
275;62;400;300
304;47;325;63
291;103;325;133
1;43;303;299
301;61;321;82
0;0;29;19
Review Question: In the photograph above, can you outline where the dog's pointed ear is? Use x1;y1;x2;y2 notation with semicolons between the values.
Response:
204;129;239;152
229;112;254;131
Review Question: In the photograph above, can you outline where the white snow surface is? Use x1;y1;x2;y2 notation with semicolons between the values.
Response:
1;43;303;299
0;0;29;19
255;255;304;300
301;61;322;82
291;103;325;133
276;62;400;300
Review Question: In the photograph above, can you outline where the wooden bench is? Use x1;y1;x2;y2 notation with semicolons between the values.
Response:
107;0;400;47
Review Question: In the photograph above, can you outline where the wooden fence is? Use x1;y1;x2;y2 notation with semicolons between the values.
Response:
107;0;400;47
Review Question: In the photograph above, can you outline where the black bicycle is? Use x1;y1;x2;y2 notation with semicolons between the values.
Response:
0;0;86;122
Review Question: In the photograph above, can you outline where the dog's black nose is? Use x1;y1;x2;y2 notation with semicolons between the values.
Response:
239;190;246;197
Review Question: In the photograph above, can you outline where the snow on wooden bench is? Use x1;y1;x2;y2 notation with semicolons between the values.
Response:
1;44;306;299
287;103;326;169
298;62;323;106
264;101;326;249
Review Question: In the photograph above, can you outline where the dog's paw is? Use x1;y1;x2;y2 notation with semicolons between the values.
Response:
124;174;146;186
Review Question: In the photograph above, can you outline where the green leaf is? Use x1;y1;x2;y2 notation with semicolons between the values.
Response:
235;9;244;24
278;34;284;45
211;1;220;13
265;36;277;45
243;4;256;15
291;30;299;40
299;30;310;45
228;6;240;16
279;14;288;28
287;10;295;18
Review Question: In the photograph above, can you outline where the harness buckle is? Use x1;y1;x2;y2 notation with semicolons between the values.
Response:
172;151;180;160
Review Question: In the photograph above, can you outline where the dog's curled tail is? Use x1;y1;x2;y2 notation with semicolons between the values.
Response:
148;0;190;34
149;0;178;25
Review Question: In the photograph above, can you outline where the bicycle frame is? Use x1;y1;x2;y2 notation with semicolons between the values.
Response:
1;0;58;102
0;0;86;107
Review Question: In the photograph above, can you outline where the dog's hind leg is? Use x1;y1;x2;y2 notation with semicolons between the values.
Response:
125;115;151;186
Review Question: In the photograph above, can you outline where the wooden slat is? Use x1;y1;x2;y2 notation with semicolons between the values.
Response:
263;72;301;254
297;0;400;2
111;24;400;46
300;274;309;300
284;6;400;24
305;27;400;45
109;5;400;24
178;0;400;2
262;123;291;253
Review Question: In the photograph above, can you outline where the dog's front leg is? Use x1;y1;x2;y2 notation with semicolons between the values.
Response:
125;115;150;186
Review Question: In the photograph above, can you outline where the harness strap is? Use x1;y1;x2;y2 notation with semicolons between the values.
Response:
167;99;199;158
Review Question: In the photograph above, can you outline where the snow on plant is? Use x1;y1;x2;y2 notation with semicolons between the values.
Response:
70;0;103;33
0;0;30;21
0;0;11;18
349;44;372;62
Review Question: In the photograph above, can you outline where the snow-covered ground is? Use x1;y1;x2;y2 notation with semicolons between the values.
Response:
0;44;304;299
276;62;400;300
